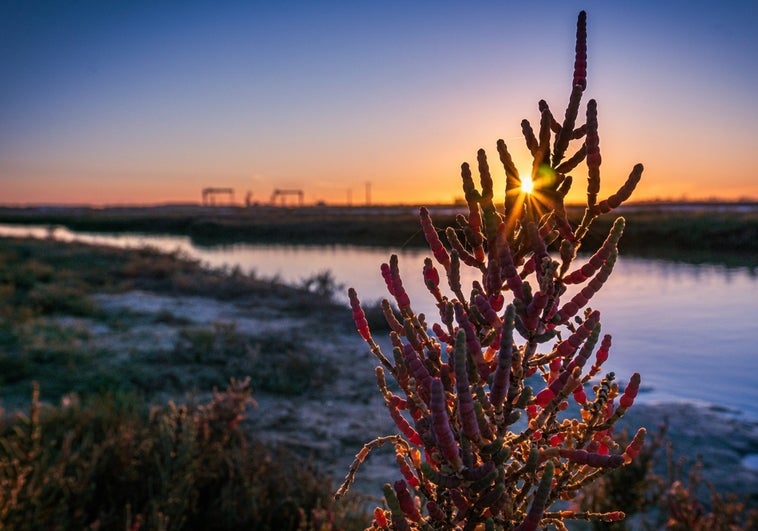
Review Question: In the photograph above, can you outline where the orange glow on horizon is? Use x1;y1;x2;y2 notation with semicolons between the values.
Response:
2;156;756;207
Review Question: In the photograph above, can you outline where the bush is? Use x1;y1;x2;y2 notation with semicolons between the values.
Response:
578;424;758;530
0;380;369;530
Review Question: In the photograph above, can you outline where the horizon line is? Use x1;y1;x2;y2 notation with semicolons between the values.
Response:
2;197;758;210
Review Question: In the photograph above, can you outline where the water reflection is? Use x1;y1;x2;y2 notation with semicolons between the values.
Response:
1;224;756;420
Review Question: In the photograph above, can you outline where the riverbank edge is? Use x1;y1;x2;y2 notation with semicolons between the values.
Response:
1;203;757;264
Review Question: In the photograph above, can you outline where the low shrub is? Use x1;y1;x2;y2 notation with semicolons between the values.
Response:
247;331;336;395
578;424;758;530
0;379;369;530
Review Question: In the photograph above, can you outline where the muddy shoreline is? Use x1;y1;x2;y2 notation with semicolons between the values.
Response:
36;289;758;505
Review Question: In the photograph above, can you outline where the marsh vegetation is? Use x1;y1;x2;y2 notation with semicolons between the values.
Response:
1;203;756;265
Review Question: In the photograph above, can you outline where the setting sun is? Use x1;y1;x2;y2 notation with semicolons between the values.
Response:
521;175;534;194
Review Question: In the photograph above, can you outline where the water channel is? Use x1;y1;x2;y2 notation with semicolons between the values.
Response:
2;223;756;421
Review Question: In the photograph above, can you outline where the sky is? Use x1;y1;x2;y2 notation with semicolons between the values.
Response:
1;1;757;207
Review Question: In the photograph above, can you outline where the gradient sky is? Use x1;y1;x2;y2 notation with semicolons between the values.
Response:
1;1;757;206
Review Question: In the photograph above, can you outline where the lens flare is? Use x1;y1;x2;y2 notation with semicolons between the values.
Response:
521;175;534;194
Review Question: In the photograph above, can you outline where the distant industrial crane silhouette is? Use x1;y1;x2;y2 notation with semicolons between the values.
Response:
201;187;235;206
270;189;304;206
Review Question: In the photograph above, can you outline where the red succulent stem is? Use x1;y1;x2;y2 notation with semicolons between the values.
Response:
573;11;588;90
474;400;496;441
555;144;586;174
619;372;641;408
563;218;624;284
389;394;408;410
426;500;446;522
372;507;388;528
526;222;549;284
383;484;412;531
395;453;419;488
573;384;588;405
432;323;452;345
555;310;600;358
588;333;612;379
420;207;451;272
423;257;444;303
388;254;411;312
565;321;601;373
348;287;371;341
474;294;501;329
514;461;554;531
553;84;585;167
447;252;466;302
460;162;486;262
474;149;502;242
539;99;561;133
430;378;463;470
403;342;433;406
461;460;496;482
535;368;572;407
393;480;422;522
534;108;552;171
450;488;470;514
453;329;482;442
520;256;537;279
497;139;522;218
387;399;423;446
551;204;577;244
446;227;485;270
490;305;515;410
558;449;624;468
381;299;404;334
380;262;395;297
556;174;572;199
591;163;644;215
497;226;525;301
477;148;494;202
585;99;601;210
521;119;539;157
454;302;490;382
524;290;549;331
496;138;520;185
553;250;616;324
420;461;462;489
623;427;647;464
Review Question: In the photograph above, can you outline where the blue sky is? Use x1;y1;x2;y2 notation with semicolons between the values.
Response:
1;1;757;205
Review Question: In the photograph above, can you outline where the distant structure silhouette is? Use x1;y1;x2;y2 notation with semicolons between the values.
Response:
270;189;304;206
202;187;235;206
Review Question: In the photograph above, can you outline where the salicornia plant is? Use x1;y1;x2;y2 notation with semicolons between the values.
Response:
336;11;646;530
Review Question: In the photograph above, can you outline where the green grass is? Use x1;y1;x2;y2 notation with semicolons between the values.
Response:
0;236;348;406
575;205;758;265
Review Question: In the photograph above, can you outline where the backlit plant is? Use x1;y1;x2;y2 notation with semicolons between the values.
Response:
337;11;647;530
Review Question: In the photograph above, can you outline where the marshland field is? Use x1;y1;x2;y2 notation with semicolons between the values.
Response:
1;201;757;528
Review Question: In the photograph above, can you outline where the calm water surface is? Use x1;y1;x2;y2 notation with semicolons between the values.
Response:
2;224;757;420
